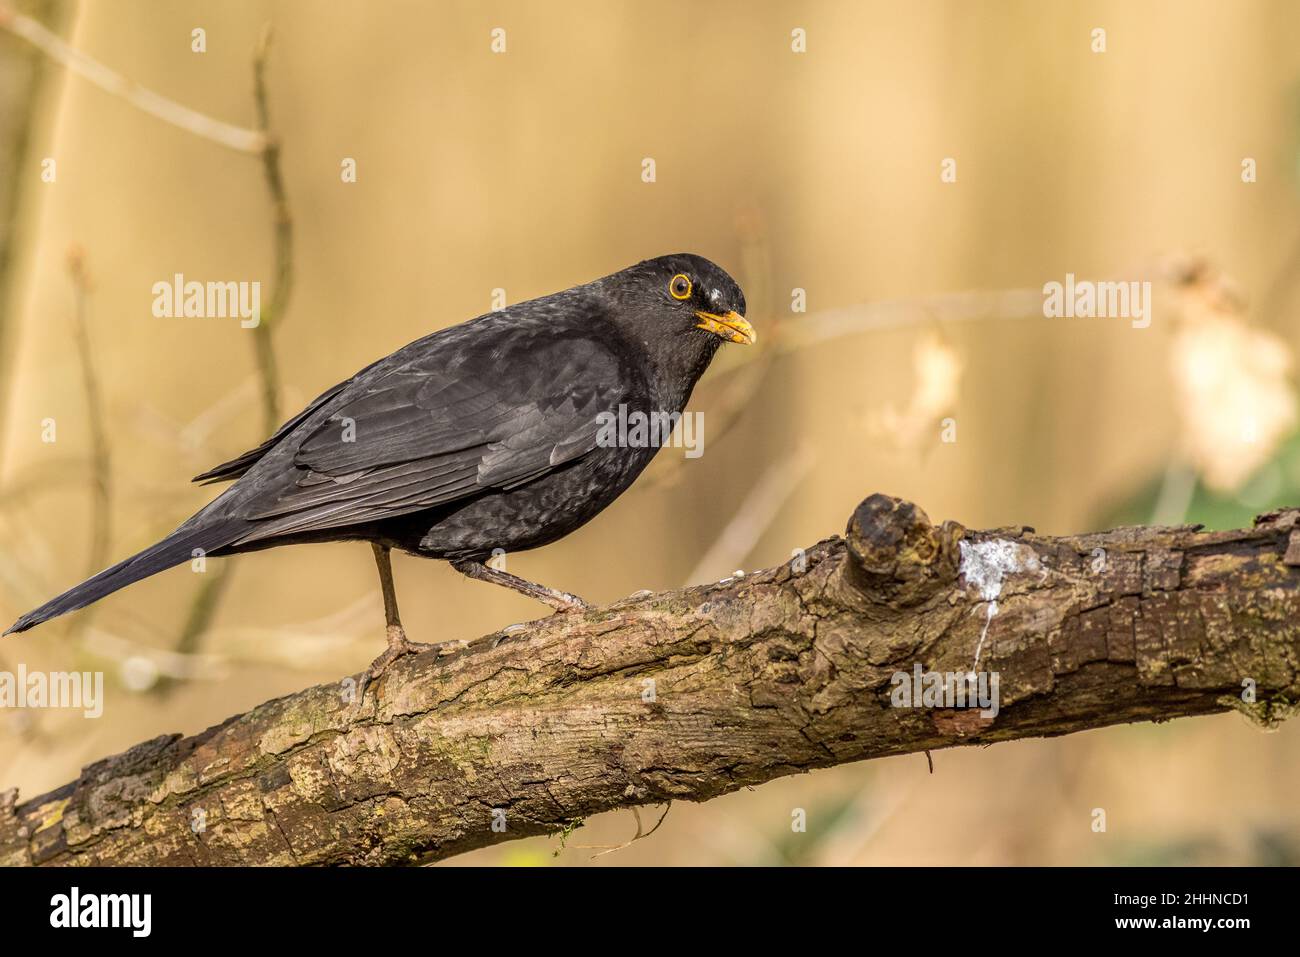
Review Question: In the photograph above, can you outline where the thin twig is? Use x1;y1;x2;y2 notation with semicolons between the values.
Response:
571;803;673;858
684;446;817;586
643;286;1040;490
65;245;110;582
0;3;266;154
0;0;57;477
250;23;290;434
163;561;234;689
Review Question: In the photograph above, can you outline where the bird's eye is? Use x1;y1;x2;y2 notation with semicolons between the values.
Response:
669;274;692;300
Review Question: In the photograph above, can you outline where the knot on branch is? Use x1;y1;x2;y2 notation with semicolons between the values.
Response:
844;493;963;605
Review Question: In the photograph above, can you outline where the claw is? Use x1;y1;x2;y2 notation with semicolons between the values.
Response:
551;592;588;613
366;625;433;679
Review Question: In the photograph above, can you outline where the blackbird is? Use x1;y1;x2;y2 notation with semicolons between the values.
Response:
6;254;754;674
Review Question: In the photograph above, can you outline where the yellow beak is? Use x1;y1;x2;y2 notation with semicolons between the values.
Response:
694;310;756;345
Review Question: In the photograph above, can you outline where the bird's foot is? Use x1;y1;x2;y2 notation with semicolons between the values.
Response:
366;624;436;679
450;558;588;614
545;590;588;614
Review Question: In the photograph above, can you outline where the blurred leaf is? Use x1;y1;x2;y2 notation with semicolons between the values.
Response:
1100;429;1300;531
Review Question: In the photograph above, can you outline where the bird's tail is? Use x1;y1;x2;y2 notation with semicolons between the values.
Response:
4;520;242;635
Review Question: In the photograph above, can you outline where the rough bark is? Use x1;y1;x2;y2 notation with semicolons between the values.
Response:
3;493;1299;866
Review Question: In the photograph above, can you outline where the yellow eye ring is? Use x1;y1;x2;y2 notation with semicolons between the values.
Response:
669;273;692;300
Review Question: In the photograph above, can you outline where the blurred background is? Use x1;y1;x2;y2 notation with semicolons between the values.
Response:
2;0;1299;865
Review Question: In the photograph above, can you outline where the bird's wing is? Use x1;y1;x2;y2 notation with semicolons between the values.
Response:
231;327;631;543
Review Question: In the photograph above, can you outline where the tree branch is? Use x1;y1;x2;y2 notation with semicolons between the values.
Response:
0;3;267;154
3;493;1299;866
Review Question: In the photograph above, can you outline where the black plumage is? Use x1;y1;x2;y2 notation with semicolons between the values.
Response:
6;253;753;673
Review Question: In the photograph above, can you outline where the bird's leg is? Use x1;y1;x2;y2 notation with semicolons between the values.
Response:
450;559;588;612
366;543;434;677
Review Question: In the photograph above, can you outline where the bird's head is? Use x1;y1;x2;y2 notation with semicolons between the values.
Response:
596;254;754;376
